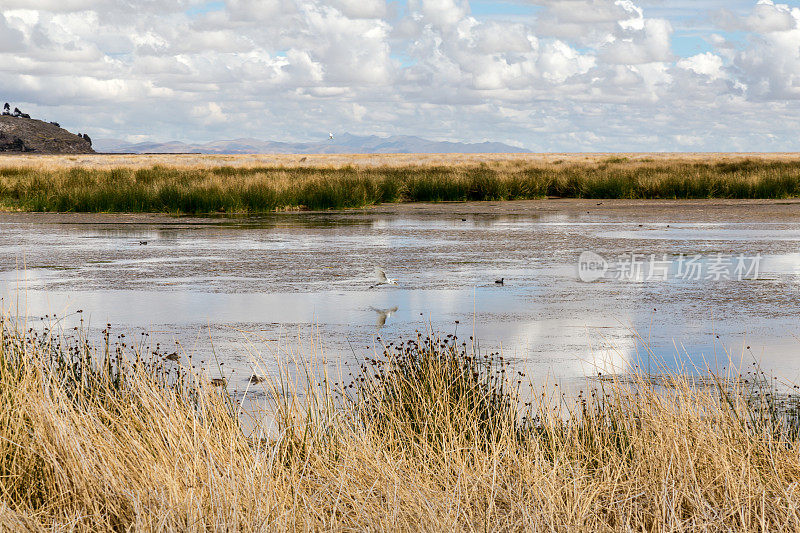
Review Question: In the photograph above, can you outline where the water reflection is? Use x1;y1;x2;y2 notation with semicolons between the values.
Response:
371;306;399;328
1;203;799;391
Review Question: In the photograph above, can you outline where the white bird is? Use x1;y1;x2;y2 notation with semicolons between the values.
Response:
370;267;398;289
329;132;334;140
371;306;398;327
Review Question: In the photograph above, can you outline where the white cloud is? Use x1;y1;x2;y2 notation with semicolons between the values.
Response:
330;0;386;19
539;41;596;83
746;1;795;33
0;13;25;52
600;18;673;65
0;0;798;151
410;0;470;28
678;52;724;80
191;101;226;125
730;2;800;99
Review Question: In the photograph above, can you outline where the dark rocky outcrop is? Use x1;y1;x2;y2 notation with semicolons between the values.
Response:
0;115;95;154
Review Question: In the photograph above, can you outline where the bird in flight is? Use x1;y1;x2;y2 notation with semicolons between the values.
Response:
370;267;398;289
329;132;334;140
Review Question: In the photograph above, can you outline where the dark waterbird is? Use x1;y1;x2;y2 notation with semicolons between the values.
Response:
495;278;504;285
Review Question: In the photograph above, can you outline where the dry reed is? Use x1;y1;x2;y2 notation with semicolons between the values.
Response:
1;315;800;531
1;156;800;213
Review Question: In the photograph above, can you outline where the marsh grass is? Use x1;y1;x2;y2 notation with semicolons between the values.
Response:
3;317;800;530
345;334;523;452
1;158;800;213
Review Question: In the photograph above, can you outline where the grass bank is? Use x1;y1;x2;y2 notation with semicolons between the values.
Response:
1;158;800;213
2;318;800;530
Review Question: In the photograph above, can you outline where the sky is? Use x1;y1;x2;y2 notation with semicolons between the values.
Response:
1;0;800;151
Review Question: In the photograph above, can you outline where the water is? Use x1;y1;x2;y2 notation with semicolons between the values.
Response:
2;200;800;394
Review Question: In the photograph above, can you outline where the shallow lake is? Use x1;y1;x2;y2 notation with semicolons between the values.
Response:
2;199;800;396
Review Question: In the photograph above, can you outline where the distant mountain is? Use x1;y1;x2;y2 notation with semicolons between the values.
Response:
93;133;529;154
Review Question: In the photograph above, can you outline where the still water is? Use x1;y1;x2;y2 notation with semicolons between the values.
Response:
2;200;800;393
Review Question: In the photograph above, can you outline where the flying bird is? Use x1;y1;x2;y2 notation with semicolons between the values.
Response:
370;267;398;289
371;306;399;327
329;132;334;140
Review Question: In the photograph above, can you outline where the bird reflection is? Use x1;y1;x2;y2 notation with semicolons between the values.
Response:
371;306;398;327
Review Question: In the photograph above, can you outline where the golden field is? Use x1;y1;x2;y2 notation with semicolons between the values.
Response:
2;151;800;170
0;153;799;213
1;317;800;531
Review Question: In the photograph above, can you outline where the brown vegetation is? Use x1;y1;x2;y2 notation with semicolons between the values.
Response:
1;151;800;170
2;318;800;531
0;155;799;212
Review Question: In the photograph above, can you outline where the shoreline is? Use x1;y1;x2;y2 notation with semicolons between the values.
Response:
2;197;800;223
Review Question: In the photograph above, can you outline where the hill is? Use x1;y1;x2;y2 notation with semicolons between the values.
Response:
0;116;94;154
93;133;529;154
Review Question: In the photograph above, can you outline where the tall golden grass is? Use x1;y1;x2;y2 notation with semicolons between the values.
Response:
2;152;800;171
1;156;800;212
2;316;800;531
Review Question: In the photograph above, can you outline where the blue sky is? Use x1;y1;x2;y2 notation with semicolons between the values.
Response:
2;0;800;151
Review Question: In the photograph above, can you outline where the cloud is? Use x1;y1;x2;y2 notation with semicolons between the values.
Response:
677;52;724;80
330;0;386;19
0;0;798;151
409;0;470;28
599;18;673;64
191;101;226;125
0;13;25;52
745;1;796;33
726;2;800;99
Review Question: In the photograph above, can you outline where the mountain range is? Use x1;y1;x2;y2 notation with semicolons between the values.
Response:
93;133;529;154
